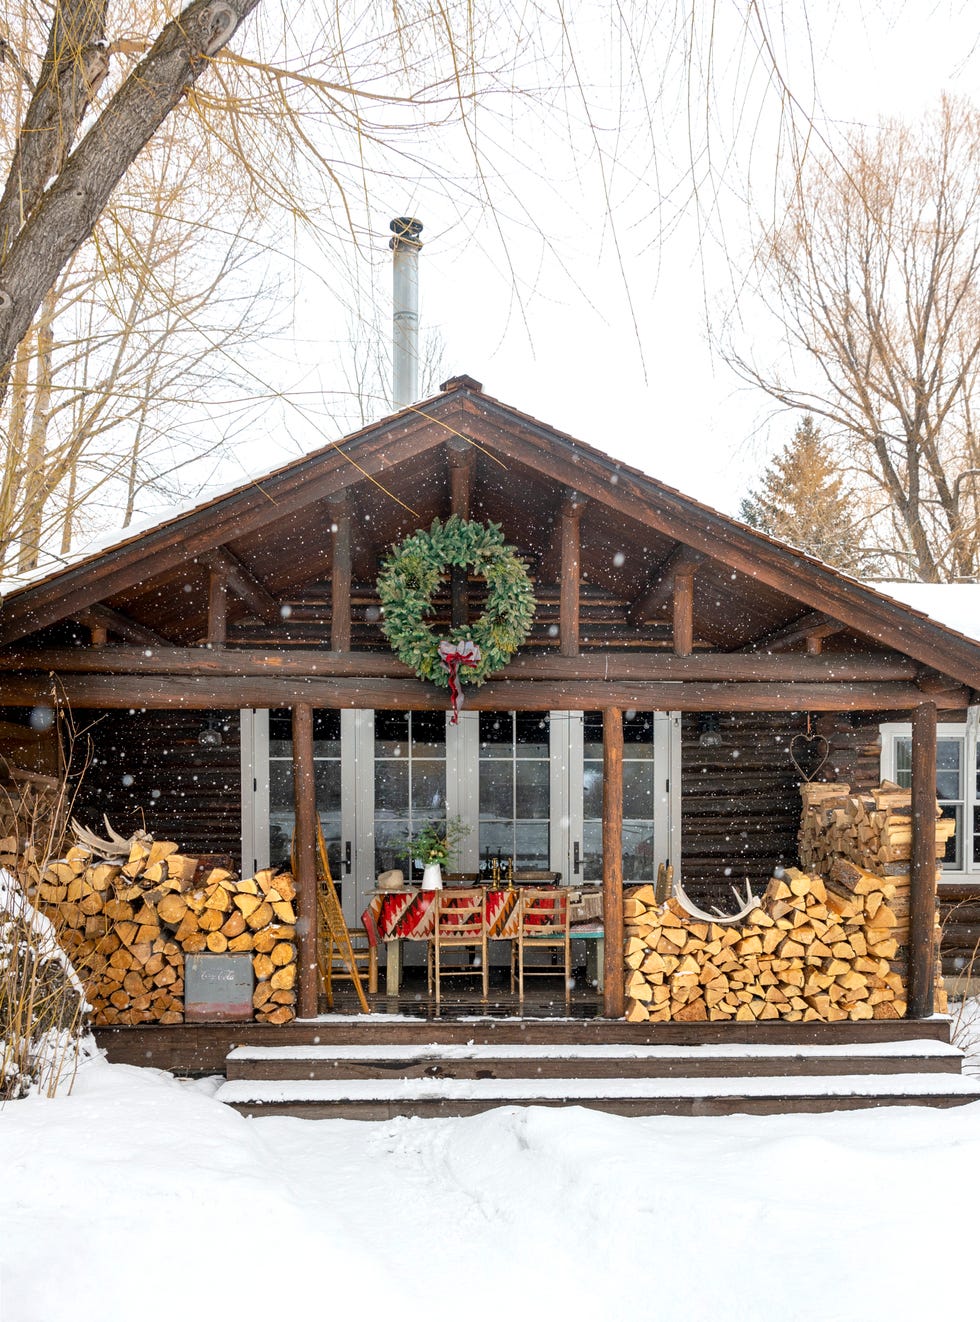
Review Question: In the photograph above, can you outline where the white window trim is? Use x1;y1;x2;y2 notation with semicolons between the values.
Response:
880;710;980;880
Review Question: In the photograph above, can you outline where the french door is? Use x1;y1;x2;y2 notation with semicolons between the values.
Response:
242;707;680;926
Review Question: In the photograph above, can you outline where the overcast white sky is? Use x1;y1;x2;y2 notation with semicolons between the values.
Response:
93;4;980;538
216;4;972;522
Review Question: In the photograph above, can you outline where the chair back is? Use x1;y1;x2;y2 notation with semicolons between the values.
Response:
519;887;569;938
435;887;485;943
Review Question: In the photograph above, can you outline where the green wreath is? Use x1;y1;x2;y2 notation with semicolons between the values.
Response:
377;515;535;687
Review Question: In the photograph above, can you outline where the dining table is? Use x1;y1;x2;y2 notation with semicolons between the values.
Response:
361;885;604;996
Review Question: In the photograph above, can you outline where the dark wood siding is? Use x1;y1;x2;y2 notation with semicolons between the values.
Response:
680;712;806;911
680;712;887;913
73;709;242;865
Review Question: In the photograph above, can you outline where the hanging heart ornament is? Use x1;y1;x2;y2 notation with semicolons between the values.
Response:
789;732;830;782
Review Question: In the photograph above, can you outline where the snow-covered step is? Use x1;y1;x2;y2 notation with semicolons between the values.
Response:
216;1070;980;1120
225;1038;965;1082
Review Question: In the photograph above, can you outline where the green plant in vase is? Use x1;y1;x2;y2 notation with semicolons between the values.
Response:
403;816;470;889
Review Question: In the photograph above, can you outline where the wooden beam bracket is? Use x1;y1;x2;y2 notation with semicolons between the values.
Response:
198;547;279;626
628;546;703;628
75;604;168;649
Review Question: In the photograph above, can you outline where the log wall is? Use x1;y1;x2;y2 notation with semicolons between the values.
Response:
681;712;807;909
73;709;242;866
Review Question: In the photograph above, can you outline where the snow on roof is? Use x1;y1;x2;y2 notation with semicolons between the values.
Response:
870;582;980;646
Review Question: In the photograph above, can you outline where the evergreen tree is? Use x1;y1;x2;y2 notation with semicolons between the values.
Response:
740;416;874;574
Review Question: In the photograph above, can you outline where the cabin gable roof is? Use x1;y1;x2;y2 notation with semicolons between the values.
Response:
1;376;979;692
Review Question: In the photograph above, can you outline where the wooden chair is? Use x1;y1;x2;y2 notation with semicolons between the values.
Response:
516;888;571;1010
429;887;487;1014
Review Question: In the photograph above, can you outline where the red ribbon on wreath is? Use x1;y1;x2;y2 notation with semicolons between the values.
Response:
438;639;482;724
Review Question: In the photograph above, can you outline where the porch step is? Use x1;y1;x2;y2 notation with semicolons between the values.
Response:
225;1038;965;1082
216;1070;980;1119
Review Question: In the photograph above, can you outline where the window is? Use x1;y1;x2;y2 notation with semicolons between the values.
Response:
881;715;980;876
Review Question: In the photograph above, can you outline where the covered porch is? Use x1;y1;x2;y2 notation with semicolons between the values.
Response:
1;377;977;1047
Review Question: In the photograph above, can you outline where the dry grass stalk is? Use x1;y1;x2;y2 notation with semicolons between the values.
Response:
0;730;90;1100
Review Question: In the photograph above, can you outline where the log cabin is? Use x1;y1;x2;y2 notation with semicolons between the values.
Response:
2;374;979;1112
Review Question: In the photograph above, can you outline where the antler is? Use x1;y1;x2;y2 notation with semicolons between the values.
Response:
70;817;151;860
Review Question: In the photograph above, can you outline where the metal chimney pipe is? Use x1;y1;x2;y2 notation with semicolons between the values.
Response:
389;216;423;410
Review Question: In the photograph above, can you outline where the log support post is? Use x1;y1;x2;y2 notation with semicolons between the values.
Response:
447;440;477;628
560;490;587;657
329;492;352;653
89;624;108;647
292;702;319;1019
908;700;938;1019
602;706;625;1018
207;569;228;648
672;566;695;657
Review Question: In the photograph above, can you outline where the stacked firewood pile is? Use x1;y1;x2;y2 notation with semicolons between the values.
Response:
624;781;948;1024
0;836;298;1026
798;780;955;875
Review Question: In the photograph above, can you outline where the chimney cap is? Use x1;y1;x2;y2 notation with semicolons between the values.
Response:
389;216;423;249
440;374;483;394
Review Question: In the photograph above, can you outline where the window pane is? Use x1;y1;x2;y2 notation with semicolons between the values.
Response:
623;761;655;819
375;819;411;874
582;821;603;880
513;823;549;870
375;711;409;743
895;737;912;787
479;821;513;859
624;712;655;755
583;761;603;819
270;757;293;808
411;762;446;815
623;822;656;881
375;760;408;814
269;810;294;871
936;740;963;801
516;714;549;758
479;712;513;757
583;713;603;761
480;761;513;817
411;711;446;757
515;759;550;818
314;761;341;813
941;803;963;869
973;804;979;866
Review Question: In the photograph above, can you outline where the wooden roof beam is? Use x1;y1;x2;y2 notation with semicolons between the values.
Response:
3;672;969;713
447;439;477;627
0;646;922;682
627;546;703;628
75;604;168;649
741;611;846;654
327;493;352;653
198;547;279;626
559;490;587;657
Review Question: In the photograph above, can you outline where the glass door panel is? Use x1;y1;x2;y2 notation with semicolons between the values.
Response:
478;712;551;871
373;710;448;878
268;708;343;877
582;712;661;881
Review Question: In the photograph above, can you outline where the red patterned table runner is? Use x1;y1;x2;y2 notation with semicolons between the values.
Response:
363;888;523;944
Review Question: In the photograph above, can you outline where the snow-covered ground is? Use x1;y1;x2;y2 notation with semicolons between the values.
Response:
1;1053;979;1322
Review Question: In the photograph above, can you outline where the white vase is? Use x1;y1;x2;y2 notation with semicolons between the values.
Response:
421;862;443;891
